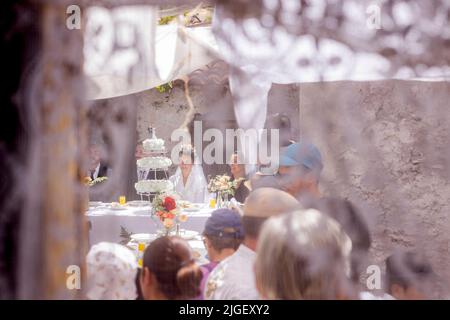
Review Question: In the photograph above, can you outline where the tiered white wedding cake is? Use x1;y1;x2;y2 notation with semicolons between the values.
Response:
135;128;174;196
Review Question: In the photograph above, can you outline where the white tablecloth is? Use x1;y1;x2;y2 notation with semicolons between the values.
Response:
127;238;209;265
86;203;213;246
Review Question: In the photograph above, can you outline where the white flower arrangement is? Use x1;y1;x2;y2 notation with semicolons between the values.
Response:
84;176;108;187
135;180;174;194
136;156;172;169
143;138;165;152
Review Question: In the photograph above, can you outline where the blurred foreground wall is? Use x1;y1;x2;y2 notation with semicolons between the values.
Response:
300;80;450;290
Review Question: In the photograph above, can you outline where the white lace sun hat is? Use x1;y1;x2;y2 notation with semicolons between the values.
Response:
86;242;138;300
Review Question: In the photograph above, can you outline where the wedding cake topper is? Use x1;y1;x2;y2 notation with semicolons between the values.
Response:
143;127;165;152
148;127;156;139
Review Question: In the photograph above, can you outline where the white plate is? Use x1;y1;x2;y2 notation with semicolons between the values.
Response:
182;203;203;212
178;200;191;208
183;207;201;212
130;233;157;243
188;240;205;249
179;230;199;240
89;201;103;207
128;200;150;207
108;203;128;210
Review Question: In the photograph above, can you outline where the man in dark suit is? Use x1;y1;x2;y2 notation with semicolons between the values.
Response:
87;143;113;202
88;143;110;179
249;112;297;192
229;153;250;203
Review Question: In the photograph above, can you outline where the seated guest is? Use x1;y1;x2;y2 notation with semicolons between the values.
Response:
276;141;323;201
198;209;244;299
87;143;110;179
250;141;323;200
205;188;299;300
305;197;394;299
256;112;296;176
229;153;250;203
255;209;355;300
169;145;209;203
385;250;438;300
140;236;202;300
87;142;113;202
249;169;283;191
86;242;138;300
249;113;298;190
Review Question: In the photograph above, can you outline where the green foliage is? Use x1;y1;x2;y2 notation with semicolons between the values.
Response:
152;194;165;212
158;15;177;25
158;8;213;26
155;81;173;93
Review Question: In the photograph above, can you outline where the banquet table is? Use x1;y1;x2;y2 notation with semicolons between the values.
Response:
86;203;213;247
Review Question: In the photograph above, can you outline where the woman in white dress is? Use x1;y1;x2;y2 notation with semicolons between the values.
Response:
169;145;209;203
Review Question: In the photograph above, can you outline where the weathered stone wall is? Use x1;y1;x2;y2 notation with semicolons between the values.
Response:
300;80;450;294
134;80;299;175
133;77;450;293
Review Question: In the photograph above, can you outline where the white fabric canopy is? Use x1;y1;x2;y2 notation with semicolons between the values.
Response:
84;4;449;101
84;6;218;100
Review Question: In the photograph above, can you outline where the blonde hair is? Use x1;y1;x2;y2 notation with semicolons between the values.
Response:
255;209;353;300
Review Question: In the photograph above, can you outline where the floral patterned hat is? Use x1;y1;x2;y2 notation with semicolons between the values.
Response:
86;242;138;300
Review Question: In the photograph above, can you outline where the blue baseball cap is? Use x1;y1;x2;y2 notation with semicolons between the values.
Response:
279;142;323;172
203;209;244;239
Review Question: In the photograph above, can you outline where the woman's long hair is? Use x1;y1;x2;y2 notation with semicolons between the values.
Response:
143;236;202;300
